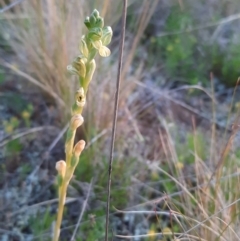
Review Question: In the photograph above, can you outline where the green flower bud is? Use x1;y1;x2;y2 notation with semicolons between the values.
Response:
102;26;113;46
84;17;91;29
71;140;85;168
95;17;104;28
56;160;66;177
92;9;100;18
74;140;86;156
90;14;96;26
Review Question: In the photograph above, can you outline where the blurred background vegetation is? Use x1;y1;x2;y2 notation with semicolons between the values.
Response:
0;0;240;240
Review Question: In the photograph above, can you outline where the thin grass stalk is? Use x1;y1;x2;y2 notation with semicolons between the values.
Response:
223;78;240;139
0;0;25;13
210;72;216;166
104;1;127;240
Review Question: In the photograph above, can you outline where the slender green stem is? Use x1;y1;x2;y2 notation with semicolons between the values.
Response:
53;181;68;241
53;128;76;241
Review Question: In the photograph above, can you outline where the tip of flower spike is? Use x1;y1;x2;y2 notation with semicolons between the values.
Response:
70;114;84;130
56;160;66;176
73;140;86;156
92;9;99;18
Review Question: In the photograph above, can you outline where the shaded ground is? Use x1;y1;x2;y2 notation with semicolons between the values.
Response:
1;71;240;240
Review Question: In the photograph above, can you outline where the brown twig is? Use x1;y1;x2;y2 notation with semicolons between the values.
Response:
104;1;127;240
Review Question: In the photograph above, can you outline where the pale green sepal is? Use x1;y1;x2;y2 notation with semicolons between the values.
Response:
67;65;78;75
91;40;102;50
79;37;89;58
72;56;86;78
99;46;111;57
87;48;98;62
102;26;113;46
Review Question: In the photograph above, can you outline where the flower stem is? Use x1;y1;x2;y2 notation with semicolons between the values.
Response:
53;181;68;241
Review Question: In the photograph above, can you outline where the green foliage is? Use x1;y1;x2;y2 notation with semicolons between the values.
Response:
147;7;240;87
75;150;133;209
176;130;207;165
78;210;105;241
0;68;5;84
29;208;55;241
210;39;240;86
74;147;95;182
3;105;33;156
19;163;32;177
6;138;23;154
186;131;206;162
148;8;206;85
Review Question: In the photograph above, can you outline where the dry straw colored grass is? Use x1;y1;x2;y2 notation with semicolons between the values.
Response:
120;81;240;240
0;0;160;148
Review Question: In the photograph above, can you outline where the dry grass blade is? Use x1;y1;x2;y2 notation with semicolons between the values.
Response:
177;198;240;240
105;0;127;240
0;60;65;107
9;197;77;217
114;209;227;238
0;126;58;147
0;0;25;13
70;180;93;241
115;232;208;241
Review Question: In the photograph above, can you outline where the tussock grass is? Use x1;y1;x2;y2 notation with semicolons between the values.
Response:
0;0;126;116
0;0;158;128
118;81;240;241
